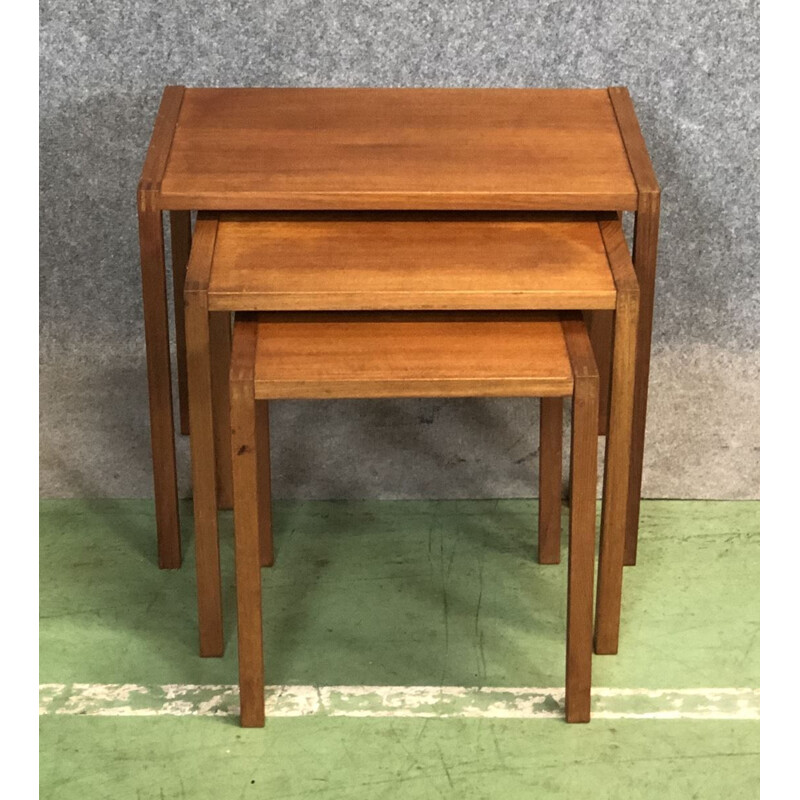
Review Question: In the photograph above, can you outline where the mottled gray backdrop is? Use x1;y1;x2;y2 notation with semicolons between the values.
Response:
40;1;759;500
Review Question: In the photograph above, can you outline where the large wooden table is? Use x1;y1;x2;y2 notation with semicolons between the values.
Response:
138;86;659;585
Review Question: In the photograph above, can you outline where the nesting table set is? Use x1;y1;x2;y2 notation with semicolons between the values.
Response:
138;87;659;726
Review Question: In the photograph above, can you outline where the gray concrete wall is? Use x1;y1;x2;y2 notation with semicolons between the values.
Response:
40;1;759;500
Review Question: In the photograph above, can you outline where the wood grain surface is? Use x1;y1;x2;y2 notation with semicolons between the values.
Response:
609;86;661;566
229;314;266;727
138;86;185;211
169;210;192;436
594;218;640;655
538;397;564;565
137;207;181;568
184;214;224;655
250;312;575;399
562;315;599;723
206;212;617;311
159;88;637;210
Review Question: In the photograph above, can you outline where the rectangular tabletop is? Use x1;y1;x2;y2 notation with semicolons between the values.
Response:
148;88;638;211
249;311;574;399
206;211;618;311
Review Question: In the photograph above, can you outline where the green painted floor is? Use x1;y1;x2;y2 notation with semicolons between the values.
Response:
40;499;759;798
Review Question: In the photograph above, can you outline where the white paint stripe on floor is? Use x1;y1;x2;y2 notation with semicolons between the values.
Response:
39;684;760;720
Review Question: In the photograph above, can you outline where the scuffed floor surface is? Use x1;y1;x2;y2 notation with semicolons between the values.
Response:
40;499;759;798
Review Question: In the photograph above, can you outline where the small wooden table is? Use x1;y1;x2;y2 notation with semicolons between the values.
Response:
138;88;659;653
228;310;600;725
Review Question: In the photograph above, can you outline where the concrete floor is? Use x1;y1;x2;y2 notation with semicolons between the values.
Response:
40;499;759;798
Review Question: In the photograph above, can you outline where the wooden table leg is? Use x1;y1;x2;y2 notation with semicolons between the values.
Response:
231;316;266;728
594;219;640;654
186;292;225;656
562;317;599;724
587;311;614;435
607;86;661;568
138;207;181;569
538;397;563;565
256;400;274;567
210;313;234;509
170;211;192;437
625;194;660;565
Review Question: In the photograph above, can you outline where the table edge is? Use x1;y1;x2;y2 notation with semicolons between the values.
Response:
138;85;186;212
142;86;651;212
607;87;660;204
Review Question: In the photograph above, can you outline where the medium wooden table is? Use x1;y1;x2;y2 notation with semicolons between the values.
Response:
138;87;659;642
184;210;637;657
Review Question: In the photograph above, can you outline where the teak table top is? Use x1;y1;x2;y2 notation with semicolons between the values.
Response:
140;87;640;211
204;211;618;311
246;311;574;399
